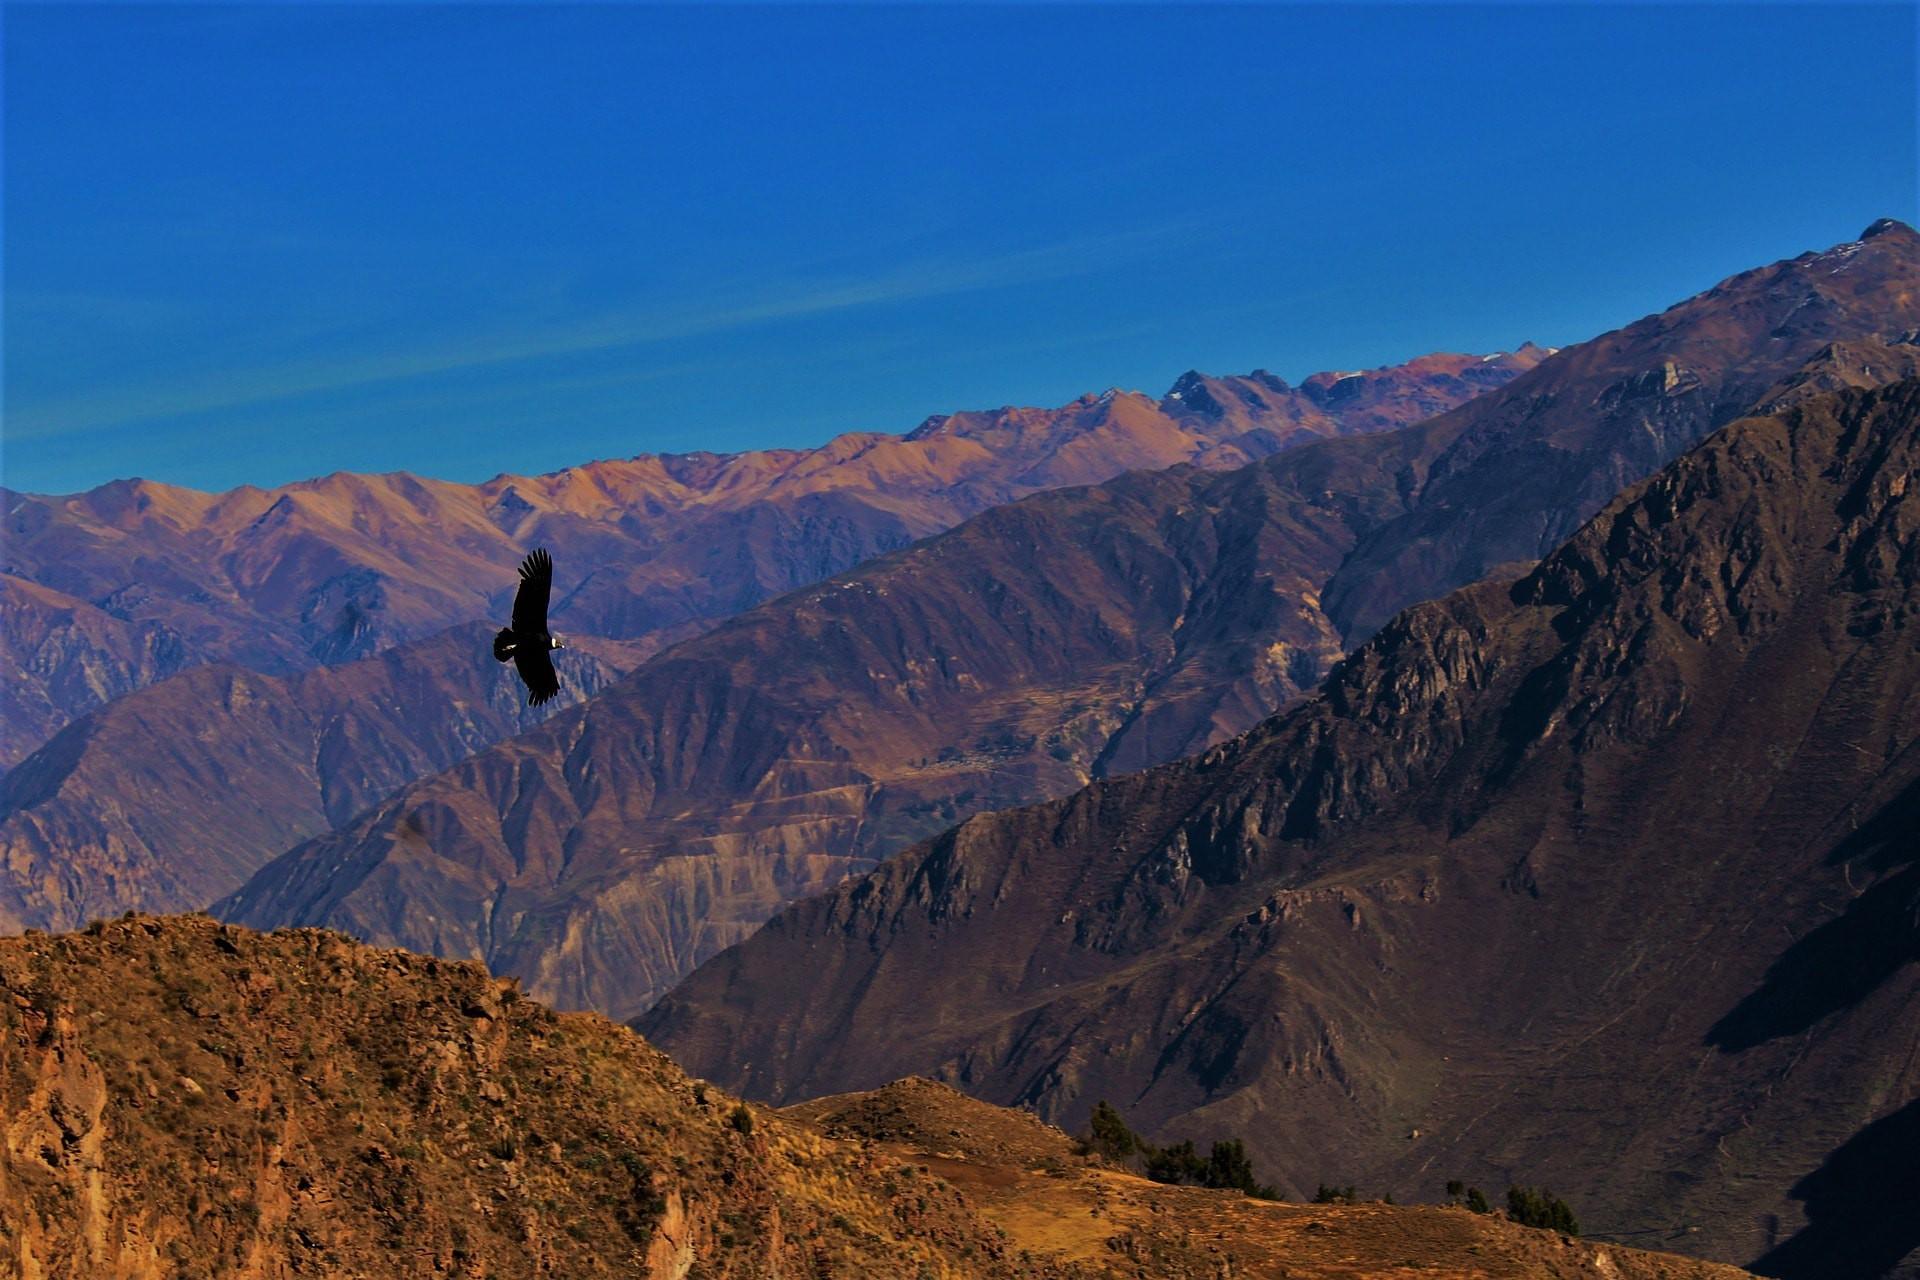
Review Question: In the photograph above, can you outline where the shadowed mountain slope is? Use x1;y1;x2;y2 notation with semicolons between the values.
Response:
642;378;1920;1276
1;349;1537;763
218;226;1920;1024
0;916;1753;1280
1314;219;1920;640
0;627;630;933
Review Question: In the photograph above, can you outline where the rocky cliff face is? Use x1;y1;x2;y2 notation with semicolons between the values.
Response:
0;626;631;934
642;379;1920;1278
2;349;1536;762
220;226;1920;1024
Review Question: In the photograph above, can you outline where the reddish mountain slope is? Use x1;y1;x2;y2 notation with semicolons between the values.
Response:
0;627;630;933
1;348;1537;761
0;577;188;769
221;226;1920;1024
643;379;1920;1277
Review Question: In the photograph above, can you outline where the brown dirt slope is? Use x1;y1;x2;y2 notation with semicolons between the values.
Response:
224;225;1919;1023
0;916;1745;1280
642;378;1920;1277
0;915;1056;1279
780;1079;1752;1280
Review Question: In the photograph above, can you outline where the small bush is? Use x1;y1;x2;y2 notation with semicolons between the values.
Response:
1313;1184;1357;1204
1145;1139;1203;1185
1087;1102;1276;1198
1506;1185;1579;1235
1202;1139;1277;1199
1085;1101;1141;1163
728;1104;755;1136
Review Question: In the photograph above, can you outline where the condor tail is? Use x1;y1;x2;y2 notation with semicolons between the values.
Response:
492;628;517;662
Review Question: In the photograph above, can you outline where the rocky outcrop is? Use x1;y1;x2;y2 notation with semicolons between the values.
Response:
642;380;1920;1277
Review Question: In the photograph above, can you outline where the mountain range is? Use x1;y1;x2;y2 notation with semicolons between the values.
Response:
214;221;1920;1024
7;221;1920;1280
0;351;1547;943
643;374;1920;1278
0;348;1541;768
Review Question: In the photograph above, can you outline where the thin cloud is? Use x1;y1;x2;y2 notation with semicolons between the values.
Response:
5;227;1178;443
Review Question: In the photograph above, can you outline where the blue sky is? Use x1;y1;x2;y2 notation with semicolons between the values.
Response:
4;3;1915;496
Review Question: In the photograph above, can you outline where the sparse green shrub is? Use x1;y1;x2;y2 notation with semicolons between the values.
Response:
1087;1102;1277;1198
1506;1185;1579;1235
1447;1180;1493;1213
1145;1138;1203;1185
1085;1100;1140;1163
1313;1183;1357;1204
728;1104;755;1136
1201;1139;1277;1199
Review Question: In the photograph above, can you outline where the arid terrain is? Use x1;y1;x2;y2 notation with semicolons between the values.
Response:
11;3;1913;1274
645;376;1920;1277
786;1078;1756;1280
216;223;1920;1023
0;916;1751;1279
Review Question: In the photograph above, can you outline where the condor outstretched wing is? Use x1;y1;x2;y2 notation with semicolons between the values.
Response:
512;548;553;635
514;646;560;707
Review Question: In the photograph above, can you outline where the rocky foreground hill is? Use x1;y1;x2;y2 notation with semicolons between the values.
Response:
1;348;1538;766
643;378;1920;1278
216;223;1920;1022
0;916;1750;1279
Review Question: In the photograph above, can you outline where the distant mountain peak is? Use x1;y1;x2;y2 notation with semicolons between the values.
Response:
1861;216;1915;241
1163;369;1225;416
902;413;953;441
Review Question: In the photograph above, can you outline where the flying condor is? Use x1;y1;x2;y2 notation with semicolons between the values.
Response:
493;548;564;706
